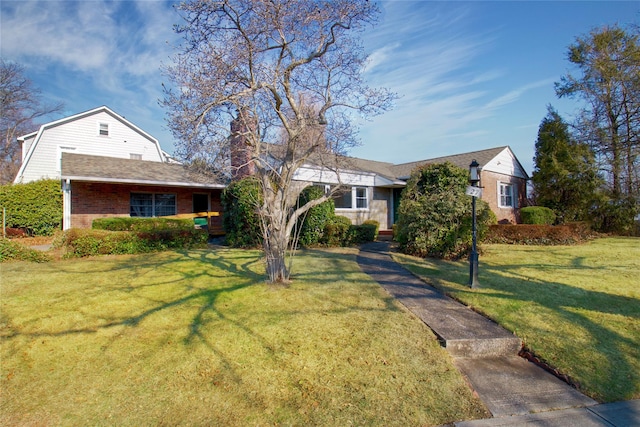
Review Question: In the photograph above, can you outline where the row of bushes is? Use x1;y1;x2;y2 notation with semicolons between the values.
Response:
222;179;379;249
0;238;51;263
485;222;596;245
48;218;207;258
296;186;379;247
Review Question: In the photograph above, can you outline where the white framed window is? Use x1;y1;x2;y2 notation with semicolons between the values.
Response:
130;193;176;217
98;122;109;136
333;186;369;210
355;187;368;209
311;184;370;210
498;183;514;208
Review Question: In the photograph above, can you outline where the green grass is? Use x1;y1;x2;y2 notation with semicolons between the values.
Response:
393;237;640;403
1;248;488;426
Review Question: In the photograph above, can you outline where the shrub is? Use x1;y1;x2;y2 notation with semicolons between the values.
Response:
346;221;379;245
0;179;62;236
521;206;556;225
221;177;263;247
0;238;51;263
395;162;495;259
589;197;638;235
322;215;351;246
295;186;335;247
362;219;380;240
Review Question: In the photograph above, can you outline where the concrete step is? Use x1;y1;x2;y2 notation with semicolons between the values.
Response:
453;356;597;418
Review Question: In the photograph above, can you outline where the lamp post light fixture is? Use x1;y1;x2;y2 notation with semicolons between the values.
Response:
468;159;481;288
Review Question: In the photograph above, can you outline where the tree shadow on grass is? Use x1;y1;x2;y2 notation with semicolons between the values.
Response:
395;250;640;402
1;247;409;403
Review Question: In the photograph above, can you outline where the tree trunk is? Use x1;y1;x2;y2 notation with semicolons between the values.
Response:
260;174;293;283
263;223;290;283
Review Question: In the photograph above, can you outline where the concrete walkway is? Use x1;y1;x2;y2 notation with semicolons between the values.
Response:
357;241;639;427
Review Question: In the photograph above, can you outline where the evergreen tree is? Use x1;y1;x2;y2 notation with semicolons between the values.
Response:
532;106;601;223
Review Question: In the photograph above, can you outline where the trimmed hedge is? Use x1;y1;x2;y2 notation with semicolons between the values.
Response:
347;222;379;245
521;206;556;225
93;217;194;232
321;215;352;246
54;227;208;258
0;238;51;263
486;222;595;245
317;216;379;247
0;179;62;236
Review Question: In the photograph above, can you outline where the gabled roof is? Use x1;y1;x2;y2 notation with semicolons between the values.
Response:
391;146;513;179
62;153;225;188
14;106;165;182
297;146;528;186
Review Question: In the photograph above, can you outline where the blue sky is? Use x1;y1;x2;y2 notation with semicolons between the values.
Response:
2;1;639;175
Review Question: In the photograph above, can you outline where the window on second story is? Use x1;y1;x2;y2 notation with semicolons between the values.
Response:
99;123;109;136
130;153;142;160
499;183;514;207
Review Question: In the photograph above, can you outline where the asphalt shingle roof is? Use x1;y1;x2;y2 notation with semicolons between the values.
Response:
390;146;508;179
61;153;225;188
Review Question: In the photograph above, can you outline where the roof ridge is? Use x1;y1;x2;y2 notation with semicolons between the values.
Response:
392;146;508;167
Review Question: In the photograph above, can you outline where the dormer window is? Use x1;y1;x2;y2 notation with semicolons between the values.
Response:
99;123;109;136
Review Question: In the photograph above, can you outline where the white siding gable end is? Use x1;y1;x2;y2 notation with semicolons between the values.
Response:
482;147;529;180
14;106;166;183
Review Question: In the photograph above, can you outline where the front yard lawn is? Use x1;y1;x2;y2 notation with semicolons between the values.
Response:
393;237;640;403
1;247;487;426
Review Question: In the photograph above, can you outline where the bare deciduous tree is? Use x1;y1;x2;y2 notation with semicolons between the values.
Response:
162;0;394;283
0;59;64;184
556;25;640;202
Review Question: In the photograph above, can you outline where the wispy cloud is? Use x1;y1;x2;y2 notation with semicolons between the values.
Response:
1;1;177;100
483;78;557;111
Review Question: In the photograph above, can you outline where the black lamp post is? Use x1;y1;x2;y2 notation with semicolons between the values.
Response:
468;159;481;288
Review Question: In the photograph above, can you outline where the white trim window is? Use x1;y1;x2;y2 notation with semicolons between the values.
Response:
334;186;369;210
130;193;176;217
312;184;370;210
498;183;515;208
98;122;109;136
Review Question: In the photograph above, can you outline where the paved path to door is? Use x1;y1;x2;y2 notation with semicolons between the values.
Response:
357;241;639;426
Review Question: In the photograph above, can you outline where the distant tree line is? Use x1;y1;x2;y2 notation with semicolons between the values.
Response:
533;24;639;234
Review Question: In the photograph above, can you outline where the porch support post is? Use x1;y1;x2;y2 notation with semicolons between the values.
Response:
62;179;71;230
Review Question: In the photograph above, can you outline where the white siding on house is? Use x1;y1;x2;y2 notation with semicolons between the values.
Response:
293;165;376;187
482;147;528;179
21;134;37;162
14;107;164;183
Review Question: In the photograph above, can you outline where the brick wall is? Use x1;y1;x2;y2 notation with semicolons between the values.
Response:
70;182;223;229
479;171;527;224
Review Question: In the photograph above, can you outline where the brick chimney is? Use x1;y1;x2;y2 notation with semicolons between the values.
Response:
230;108;256;179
